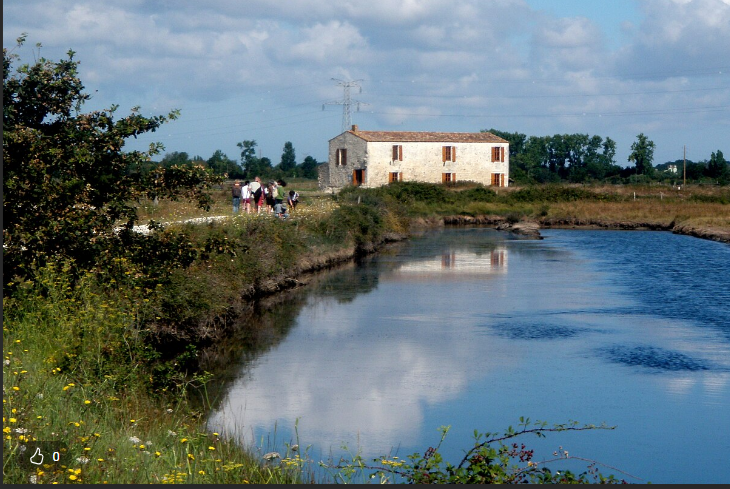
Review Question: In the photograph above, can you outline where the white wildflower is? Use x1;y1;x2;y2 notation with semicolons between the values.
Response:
76;456;90;464
263;452;280;461
29;475;38;484
129;436;141;444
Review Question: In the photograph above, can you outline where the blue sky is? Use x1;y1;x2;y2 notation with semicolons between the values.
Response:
3;0;729;167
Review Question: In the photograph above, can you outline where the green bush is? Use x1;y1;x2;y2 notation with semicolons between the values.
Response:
507;185;607;203
458;186;499;203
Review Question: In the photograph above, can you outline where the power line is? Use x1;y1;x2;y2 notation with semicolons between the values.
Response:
367;85;730;101
323;79;369;132
365;104;729;119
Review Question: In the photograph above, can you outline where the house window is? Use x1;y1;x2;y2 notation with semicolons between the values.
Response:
492;146;505;162
388;172;402;183
336;148;347;166
442;146;456;162
392;145;403;161
442;172;456;184
491;173;505;187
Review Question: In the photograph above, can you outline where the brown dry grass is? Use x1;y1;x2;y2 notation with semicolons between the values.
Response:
546;201;730;226
133;181;730;237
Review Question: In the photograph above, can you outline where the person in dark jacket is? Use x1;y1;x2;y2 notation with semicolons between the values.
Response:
231;180;242;213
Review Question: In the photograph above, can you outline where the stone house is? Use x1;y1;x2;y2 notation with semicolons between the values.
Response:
318;125;509;192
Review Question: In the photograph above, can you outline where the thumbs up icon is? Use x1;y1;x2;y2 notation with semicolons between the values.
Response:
30;447;44;465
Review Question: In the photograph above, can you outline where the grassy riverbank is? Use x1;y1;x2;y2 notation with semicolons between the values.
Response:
4;181;728;483
3;183;405;484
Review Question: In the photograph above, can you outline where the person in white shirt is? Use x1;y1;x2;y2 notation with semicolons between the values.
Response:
241;180;252;214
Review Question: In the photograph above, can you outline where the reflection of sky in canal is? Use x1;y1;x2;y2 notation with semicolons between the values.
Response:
207;228;730;484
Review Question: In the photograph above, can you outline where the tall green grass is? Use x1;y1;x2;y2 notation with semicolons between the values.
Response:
2;263;314;484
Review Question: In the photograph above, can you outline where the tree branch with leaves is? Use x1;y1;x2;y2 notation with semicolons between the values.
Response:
3;35;222;291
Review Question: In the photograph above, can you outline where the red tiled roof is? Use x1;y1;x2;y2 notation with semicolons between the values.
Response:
347;129;508;144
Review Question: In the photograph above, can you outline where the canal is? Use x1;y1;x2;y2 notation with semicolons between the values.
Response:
207;227;730;484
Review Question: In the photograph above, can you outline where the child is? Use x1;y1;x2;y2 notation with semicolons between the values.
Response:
273;202;289;219
287;190;299;212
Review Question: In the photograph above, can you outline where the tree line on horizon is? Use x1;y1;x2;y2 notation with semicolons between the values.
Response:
153;129;728;186
150;139;320;182
487;128;729;186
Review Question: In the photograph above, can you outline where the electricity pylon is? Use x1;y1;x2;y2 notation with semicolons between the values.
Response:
323;78;368;133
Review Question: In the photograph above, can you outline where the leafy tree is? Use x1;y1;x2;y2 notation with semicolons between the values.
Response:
160;151;191;167
503;132;619;184
3;35;221;289
207;149;243;178
685;161;707;181
279;141;297;173
628;133;655;176
299;155;320;179
237;139;272;178
707;150;728;182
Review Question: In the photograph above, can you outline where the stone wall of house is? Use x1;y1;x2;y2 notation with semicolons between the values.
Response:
322;132;368;189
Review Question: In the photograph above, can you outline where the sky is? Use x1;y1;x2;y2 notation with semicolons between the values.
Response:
3;0;729;167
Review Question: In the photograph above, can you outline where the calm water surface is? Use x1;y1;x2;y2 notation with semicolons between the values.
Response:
207;228;730;484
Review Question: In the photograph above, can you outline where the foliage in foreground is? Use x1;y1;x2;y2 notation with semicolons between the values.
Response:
2;264;308;484
319;419;637;484
3;35;222;295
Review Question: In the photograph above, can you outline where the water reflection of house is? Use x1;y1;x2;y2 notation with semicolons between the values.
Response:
386;248;508;281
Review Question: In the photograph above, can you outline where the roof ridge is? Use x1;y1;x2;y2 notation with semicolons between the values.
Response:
344;129;508;143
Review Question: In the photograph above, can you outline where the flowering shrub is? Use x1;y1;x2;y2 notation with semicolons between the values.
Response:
321;419;639;484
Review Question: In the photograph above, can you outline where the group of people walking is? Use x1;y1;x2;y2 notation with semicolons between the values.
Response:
231;177;299;218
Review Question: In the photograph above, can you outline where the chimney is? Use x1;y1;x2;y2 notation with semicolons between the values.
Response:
351;124;358;132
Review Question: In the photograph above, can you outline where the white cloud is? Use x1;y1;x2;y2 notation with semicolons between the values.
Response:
618;0;730;73
287;21;369;65
530;17;606;73
3;0;728;165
